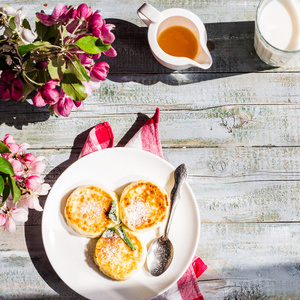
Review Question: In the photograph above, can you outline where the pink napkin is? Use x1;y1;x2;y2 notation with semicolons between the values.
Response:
80;108;207;300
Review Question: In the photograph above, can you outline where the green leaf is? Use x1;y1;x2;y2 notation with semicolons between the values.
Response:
102;225;136;250
7;176;21;203
62;70;87;101
116;226;136;251
48;56;66;80
0;142;10;153
2;184;10;204
0;157;14;176
36;20;58;42
102;227;116;238
25;68;50;87
18;41;51;56
75;36;111;54
20;82;35;102
68;55;90;82
22;18;31;30
8;16;16;31
0;176;4;195
108;200;119;224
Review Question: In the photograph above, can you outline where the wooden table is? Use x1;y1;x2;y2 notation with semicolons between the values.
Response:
1;0;300;299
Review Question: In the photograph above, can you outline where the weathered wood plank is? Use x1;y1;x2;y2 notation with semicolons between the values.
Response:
1;1;300;299
198;223;300;299
13;146;300;225
1;223;300;299
1;103;300;148
1;71;300;148
3;0;300;73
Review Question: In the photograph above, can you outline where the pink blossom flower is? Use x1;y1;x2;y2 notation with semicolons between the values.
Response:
14;8;37;44
0;214;6;226
0;70;24;101
92;53;101;60
103;46;117;57
82;79;101;96
36;3;70;26
90;61;109;81
52;91;74;117
25;175;44;190
21;153;36;164
74;101;83;110
33;79;60;107
77;53;93;66
3;134;29;154
66;4;93;33
77;4;93;20
89;13;115;45
17;183;51;212
88;11;103;34
9;159;24;177
26;156;46;176
0;201;28;233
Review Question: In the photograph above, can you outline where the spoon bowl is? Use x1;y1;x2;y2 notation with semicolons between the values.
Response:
147;236;174;276
147;163;188;276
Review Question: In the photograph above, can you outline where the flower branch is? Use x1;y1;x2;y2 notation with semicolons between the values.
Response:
0;3;116;117
0;134;50;233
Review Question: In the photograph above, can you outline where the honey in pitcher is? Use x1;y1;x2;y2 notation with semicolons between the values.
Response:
157;25;199;60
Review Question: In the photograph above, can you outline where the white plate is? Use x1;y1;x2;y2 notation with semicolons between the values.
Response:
42;148;200;300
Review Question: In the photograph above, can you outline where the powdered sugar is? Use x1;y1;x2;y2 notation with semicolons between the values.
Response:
125;197;150;227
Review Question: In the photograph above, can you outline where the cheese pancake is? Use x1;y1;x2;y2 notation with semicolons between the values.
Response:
64;185;118;238
119;180;169;232
94;230;146;281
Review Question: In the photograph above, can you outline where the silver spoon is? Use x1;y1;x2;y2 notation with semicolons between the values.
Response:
147;163;188;276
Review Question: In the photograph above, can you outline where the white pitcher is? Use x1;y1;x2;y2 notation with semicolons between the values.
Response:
137;3;213;70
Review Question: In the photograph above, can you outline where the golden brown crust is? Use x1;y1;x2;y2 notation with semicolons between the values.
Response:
94;230;146;281
64;185;118;238
119;180;170;232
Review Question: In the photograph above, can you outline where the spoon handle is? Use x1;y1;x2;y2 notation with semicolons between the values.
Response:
163;163;188;239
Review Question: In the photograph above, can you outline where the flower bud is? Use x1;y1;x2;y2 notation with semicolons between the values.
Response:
35;60;49;70
90;62;109;81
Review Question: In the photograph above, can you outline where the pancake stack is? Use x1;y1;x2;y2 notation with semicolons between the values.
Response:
64;180;170;281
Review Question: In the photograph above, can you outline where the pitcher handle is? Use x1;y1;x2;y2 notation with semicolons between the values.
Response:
137;3;162;27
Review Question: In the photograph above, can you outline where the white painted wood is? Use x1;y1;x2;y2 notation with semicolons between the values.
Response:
1;0;300;299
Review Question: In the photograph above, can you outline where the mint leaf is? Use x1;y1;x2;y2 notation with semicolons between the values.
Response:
102;227;116;238
116;226;136;251
108;200;119;224
102;225;136;250
62;70;87;101
75;36;111;54
0;157;14;176
0;142;10;153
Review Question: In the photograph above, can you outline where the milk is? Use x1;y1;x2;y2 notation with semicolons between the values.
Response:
254;0;300;66
258;0;300;51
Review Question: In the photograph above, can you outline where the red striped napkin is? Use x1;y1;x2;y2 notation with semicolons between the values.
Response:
80;108;207;300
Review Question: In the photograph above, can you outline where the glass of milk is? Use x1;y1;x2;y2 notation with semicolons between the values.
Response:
254;0;300;67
